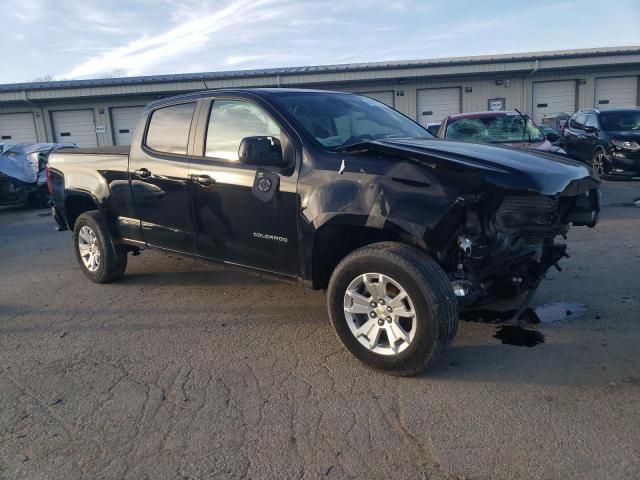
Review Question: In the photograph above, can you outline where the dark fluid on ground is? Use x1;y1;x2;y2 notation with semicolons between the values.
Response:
494;325;545;347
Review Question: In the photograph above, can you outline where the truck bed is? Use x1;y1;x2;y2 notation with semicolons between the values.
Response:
57;145;131;155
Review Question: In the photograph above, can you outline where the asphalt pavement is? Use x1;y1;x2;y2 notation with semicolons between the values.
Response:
0;181;638;479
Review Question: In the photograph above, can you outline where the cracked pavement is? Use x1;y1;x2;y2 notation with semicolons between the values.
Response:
0;181;639;479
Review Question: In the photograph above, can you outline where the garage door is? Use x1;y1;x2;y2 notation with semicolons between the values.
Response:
416;88;461;125
51;109;97;147
532;81;576;123
356;91;395;108
110;106;145;145
595;77;638;108
0;113;38;144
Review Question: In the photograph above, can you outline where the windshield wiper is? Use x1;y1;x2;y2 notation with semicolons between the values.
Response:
515;108;532;143
333;141;374;153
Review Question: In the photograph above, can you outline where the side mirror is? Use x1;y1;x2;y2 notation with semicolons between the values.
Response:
238;136;284;167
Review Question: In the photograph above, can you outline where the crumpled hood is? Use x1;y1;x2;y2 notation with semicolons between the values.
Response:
369;138;599;195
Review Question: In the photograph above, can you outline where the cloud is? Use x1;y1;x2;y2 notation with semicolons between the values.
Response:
225;55;265;66
10;0;44;24
60;0;289;79
224;53;306;68
2;0;638;84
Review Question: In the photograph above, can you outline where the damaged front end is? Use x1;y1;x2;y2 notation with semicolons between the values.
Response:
354;138;602;311
437;185;600;309
0;143;76;207
0;171;44;206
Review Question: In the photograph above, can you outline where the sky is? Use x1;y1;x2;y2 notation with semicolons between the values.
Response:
2;0;639;84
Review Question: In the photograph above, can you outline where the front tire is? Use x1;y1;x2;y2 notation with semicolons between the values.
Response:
327;242;458;376
591;148;608;176
73;211;127;283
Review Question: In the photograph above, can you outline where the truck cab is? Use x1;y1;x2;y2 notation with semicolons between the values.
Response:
51;91;303;278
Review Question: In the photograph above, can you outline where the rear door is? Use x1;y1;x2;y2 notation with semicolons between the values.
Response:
128;101;198;253
188;96;299;275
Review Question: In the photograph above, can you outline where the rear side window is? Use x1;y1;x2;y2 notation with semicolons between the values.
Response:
145;102;196;155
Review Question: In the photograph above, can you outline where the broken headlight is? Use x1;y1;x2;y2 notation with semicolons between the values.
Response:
611;139;640;151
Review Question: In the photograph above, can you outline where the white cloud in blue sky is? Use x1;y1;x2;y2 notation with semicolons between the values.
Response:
3;0;639;83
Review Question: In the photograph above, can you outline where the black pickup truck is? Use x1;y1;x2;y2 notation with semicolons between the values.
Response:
48;88;600;375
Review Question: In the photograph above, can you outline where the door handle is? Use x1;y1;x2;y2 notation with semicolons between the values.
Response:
134;168;152;178
191;174;216;186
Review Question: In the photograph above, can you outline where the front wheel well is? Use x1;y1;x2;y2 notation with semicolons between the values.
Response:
64;194;99;230
312;224;421;290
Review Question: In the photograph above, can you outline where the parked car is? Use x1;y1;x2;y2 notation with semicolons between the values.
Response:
537;124;560;144
438;111;566;154
0;143;76;207
48;89;600;376
425;122;441;137
559;108;640;178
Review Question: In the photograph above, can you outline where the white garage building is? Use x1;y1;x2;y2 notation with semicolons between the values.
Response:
0;46;638;147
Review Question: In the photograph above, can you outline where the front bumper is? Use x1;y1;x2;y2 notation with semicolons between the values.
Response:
604;152;640;178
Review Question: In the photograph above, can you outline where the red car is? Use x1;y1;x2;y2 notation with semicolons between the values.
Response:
438;111;566;154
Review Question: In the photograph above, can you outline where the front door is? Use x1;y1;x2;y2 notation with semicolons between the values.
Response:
188;97;299;276
565;113;586;160
129;101;198;253
581;114;599;160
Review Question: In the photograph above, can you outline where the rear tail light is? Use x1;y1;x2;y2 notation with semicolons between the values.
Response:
46;164;53;194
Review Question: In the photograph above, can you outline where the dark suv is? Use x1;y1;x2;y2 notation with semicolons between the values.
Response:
560;108;640;178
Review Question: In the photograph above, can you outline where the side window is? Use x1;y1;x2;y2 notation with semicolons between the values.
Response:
205;100;282;161
585;114;598;128
145;102;196;155
573;114;587;130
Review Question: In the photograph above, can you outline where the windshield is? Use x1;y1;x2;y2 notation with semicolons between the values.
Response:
271;92;431;149
599;111;640;131
446;115;545;144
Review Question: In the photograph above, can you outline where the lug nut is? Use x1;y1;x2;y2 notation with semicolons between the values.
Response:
370;302;377;308
386;316;392;323
377;319;384;326
369;311;376;318
387;306;393;313
379;299;385;306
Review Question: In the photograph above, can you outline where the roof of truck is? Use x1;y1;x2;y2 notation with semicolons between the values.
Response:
144;88;352;110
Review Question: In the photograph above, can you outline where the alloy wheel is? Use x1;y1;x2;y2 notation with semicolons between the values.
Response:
592;151;606;176
343;273;417;356
78;225;101;272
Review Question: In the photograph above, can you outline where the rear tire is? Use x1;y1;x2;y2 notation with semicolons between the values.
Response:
73;211;127;283
327;242;458;376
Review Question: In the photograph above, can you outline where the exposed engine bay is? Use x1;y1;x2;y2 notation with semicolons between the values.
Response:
440;189;600;308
